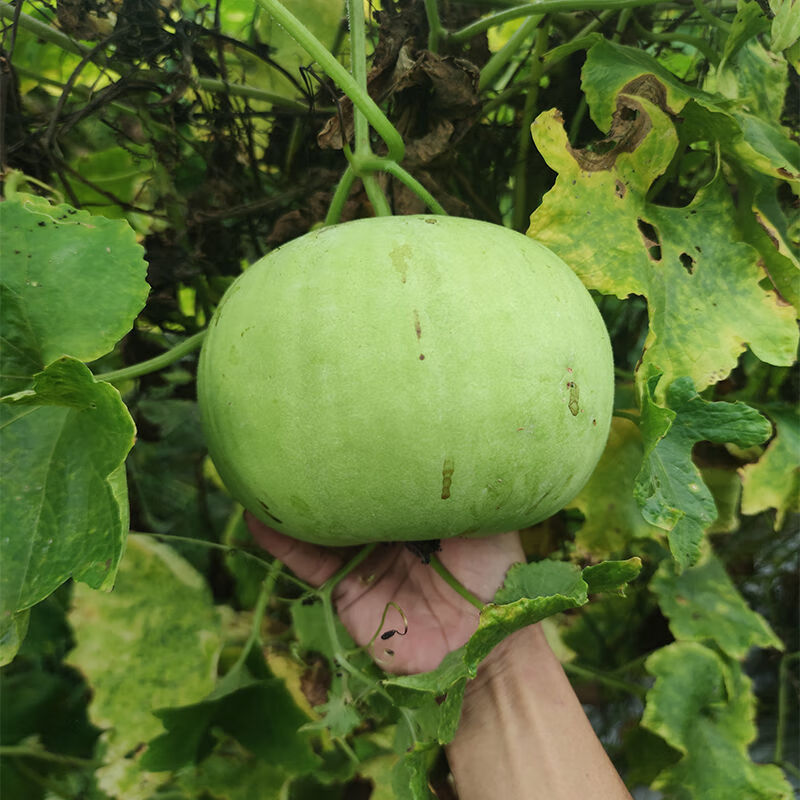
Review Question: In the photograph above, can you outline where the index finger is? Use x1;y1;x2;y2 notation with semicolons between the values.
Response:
245;512;343;587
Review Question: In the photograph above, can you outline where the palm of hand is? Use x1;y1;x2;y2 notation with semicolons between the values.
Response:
246;515;523;674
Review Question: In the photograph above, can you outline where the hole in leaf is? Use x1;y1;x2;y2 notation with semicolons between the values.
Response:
679;252;695;274
637;218;662;261
614;179;626;199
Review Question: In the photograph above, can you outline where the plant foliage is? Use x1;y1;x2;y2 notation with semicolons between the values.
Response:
0;0;797;798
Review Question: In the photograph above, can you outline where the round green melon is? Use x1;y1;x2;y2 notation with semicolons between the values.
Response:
197;215;613;545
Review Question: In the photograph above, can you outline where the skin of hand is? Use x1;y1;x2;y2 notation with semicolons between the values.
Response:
246;513;633;799
244;512;524;674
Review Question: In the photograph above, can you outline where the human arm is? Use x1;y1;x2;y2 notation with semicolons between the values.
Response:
245;515;631;798
447;623;632;800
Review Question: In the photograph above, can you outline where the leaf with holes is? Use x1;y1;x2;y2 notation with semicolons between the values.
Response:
528;91;797;393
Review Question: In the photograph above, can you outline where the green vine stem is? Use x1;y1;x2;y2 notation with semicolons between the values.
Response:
382;161;447;215
478;13;542;92
632;16;719;64
255;0;404;163
96;330;207;384
0;746;99;769
774;651;799;763
129;531;314;592
229;560;283;673
424;0;445;52
429;554;485;611
452;0;665;44
0;4;310;112
562;662;647;698
324;164;358;225
512;21;551;232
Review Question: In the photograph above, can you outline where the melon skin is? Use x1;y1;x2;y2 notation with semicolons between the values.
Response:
197;215;613;546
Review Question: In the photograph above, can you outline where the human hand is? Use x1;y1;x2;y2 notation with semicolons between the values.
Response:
245;513;524;674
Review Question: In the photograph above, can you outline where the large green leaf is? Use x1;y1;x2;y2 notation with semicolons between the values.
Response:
740;405;800;529
0;358;134;618
0;194;149;393
528;96;797;393
635;372;772;568
176;735;289;800
569;417;662;557
651;555;783;658
67;536;222;798
642;642;792;799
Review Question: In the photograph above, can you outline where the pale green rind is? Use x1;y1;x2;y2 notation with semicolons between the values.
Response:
651;555;783;659
198;216;614;545
0;357;135;617
643;642;793;799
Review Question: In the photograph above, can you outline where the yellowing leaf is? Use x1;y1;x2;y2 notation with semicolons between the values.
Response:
740;405;800;529
651;555;783;658
67;536;222;796
528;99;797;394
569;417;663;557
643;642;793;799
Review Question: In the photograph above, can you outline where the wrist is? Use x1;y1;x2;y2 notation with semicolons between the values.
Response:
464;622;552;695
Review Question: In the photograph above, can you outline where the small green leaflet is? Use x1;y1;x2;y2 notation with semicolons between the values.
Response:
642;642;793;799
0;358;135;623
651;555;783;658
741;405;800;529
634;370;772;568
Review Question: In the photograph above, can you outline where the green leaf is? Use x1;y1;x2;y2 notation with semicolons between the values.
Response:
0;358;135;618
582;558;642;595
741;405;800;529
634;373;772;568
391;744;437;800
569;417;663;557
580;39;800;185
465;561;588;671
176;734;289;800
642;642;793;799
528;100;797;394
720;1;770;65
66;536;222;793
383;647;470;707
651;555;783;658
0;610;30;667
700;466;743;534
0;194;149;391
770;0;800;52
300;693;361;739
737;172;800;310
290;598;357;662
